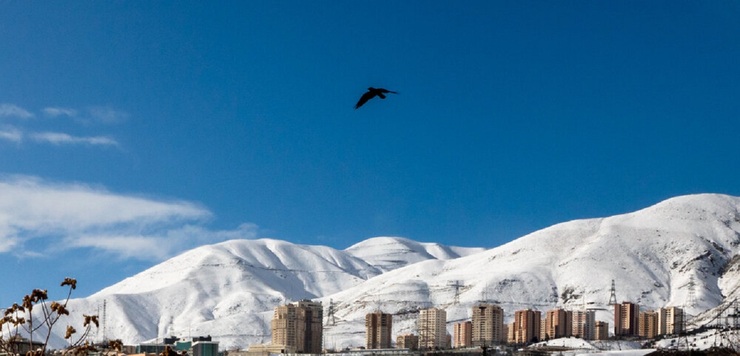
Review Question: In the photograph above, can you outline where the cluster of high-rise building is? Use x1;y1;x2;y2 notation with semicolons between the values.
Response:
402;304;609;349
260;299;685;354
616;302;685;339
269;300;324;354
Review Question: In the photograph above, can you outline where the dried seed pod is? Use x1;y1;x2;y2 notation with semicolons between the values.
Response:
61;278;77;290
65;325;76;339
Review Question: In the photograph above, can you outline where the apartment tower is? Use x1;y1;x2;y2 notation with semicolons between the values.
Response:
657;306;684;336
614;302;639;337
271;300;323;354
365;311;393;349
543;308;572;340
571;310;596;340
471;304;505;346
453;321;472;348
594;321;609;340
418;307;447;349
512;309;541;344
638;311;658;339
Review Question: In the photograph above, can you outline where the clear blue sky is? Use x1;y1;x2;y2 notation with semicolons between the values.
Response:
1;1;739;303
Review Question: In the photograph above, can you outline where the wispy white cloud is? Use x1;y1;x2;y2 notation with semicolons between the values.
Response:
45;106;127;124
0;104;33;119
87;107;128;124
43;107;78;118
0;176;259;261
31;132;120;146
0;126;23;143
1;103;126;148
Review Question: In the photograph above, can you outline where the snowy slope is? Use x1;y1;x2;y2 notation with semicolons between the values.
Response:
54;237;475;349
53;194;740;351
344;236;486;271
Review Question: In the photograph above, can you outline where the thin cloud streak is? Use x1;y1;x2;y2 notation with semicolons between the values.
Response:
0;126;22;143
31;132;120;146
0;104;33;119
87;107;128;124
1;103;126;148
43;107;78;118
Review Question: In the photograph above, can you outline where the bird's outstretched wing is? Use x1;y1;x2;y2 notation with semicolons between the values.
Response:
355;91;375;109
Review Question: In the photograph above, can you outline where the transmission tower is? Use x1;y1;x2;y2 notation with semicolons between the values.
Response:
449;280;463;305
686;275;696;307
608;280;618;305
326;299;336;326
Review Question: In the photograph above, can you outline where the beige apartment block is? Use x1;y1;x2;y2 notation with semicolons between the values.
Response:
571;310;596;340
453;321;472;348
366;311;393;349
418;307;448;349
657;306;684;336
594;321;609;340
471;303;505;346
543;308;572;340
638;311;658;339
512;309;541;344
614;301;639;337
507;322;516;344
271;300;323;354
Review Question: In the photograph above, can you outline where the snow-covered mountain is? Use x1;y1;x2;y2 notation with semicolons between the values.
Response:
345;236;486;272
56;194;740;351
54;236;481;349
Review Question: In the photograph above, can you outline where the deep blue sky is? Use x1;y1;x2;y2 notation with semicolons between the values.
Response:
1;1;739;302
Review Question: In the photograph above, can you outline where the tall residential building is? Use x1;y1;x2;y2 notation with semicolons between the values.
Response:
594;321;609;340
614;302;639;337
453;321;472;348
638;311;658;339
512;309;541;344
507;322;516;344
657;306;684;336
396;334;419;350
418;307;447;349
471;304;505;346
543;308;572;340
539;318;547;343
366;311;393;349
571;310;596;340
271;300;323;354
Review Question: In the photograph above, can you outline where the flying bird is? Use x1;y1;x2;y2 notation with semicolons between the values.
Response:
354;87;398;109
